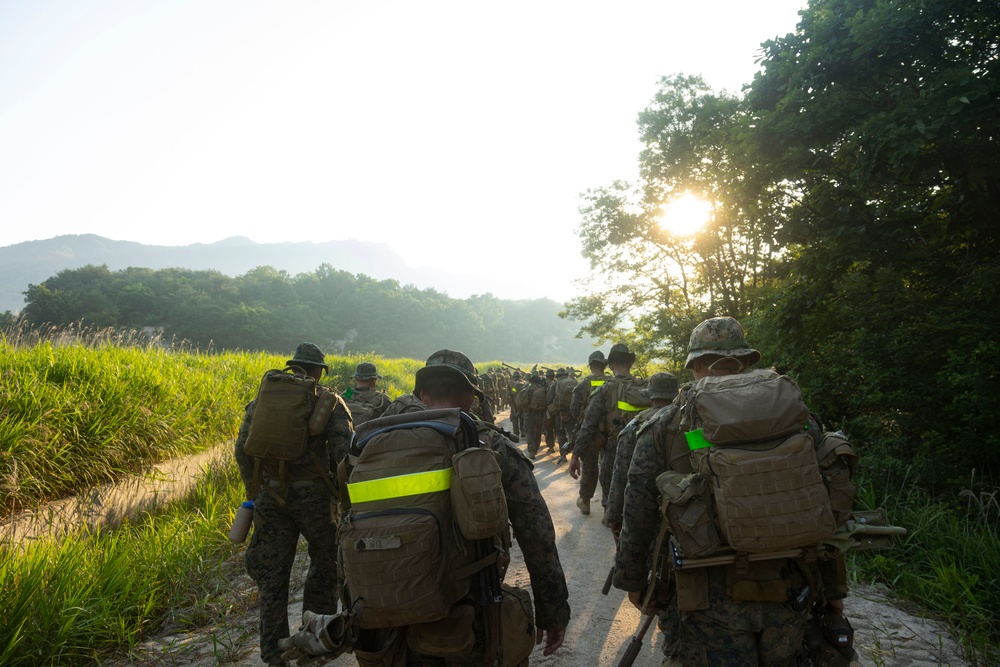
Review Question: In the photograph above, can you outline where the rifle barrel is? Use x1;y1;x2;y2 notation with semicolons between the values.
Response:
615;614;655;667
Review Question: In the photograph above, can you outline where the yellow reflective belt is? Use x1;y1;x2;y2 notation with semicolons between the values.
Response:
591;380;605;387
347;468;452;503
617;401;648;412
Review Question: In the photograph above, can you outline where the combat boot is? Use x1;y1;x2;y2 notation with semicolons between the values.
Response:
576;497;590;515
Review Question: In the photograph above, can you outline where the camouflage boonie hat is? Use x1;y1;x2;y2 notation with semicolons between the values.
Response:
353;362;381;380
607;343;636;365
556;368;568;377
587;350;608;366
684;317;761;369
545;368;555;378
641;372;679;400
286;342;328;371
413;349;484;401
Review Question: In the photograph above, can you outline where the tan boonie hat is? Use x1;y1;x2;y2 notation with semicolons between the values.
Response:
286;342;328;371
413;349;485;402
684;317;761;369
641;372;679;400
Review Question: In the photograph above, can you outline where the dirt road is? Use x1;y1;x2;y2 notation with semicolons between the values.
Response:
111;414;970;667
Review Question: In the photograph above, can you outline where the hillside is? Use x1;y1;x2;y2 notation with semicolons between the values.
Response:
0;235;545;314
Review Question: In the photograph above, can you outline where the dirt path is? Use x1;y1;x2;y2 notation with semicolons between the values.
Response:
104;412;969;667
1;442;231;544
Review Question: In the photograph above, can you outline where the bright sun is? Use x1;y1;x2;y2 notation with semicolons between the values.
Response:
659;193;712;237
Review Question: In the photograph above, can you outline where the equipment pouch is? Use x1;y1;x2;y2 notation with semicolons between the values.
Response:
500;584;535;667
451;447;508;540
657;471;721;558
354;627;407;667
406;602;476;658
674;568;709;612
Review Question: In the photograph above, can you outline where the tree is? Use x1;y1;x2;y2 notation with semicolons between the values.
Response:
746;0;1000;487
564;74;782;364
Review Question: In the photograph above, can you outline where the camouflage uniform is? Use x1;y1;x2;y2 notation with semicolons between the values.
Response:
345;386;392;421
342;362;392;425
565;368;608;457
234;343;354;666
542;370;556;449
366;350;571;665
615;319;840;667
383;392;427;417
551;370;575;449
523;377;547;458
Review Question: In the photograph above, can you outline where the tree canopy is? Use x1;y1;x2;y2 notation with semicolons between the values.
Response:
566;0;1000;489
17;264;595;364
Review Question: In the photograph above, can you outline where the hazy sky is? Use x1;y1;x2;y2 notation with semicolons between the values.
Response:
0;0;806;301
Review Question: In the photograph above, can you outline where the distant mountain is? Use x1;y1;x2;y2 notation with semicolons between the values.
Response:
0;235;543;314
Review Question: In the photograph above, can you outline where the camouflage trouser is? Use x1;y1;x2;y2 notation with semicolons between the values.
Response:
510;405;523;437
678;565;808;667
244;481;340;664
554;409;570;446
597;440;617;509
525;410;545;457
578;448;600;501
542;411;555;448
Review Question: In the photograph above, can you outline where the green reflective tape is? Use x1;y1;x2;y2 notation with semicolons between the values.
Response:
347;468;452;503
686;429;713;451
617;401;648;412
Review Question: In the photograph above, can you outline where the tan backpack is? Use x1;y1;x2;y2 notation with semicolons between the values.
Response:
602;376;652;446
244;368;337;498
669;369;845;555
338;409;507;633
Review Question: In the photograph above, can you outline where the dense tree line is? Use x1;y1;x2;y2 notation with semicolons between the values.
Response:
13;263;594;363
566;0;999;491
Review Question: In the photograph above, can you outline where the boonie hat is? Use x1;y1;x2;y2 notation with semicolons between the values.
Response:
353;362;381;380
286;342;328;371
684;317;761;369
607;343;636;365
641;372;679;400
413;349;485;401
587;350;607;366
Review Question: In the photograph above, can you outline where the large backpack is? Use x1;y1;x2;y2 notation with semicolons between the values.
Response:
244;367;338;498
528;383;548;411
602;376;652;446
338;408;508;631
664;369;849;557
554;376;575;410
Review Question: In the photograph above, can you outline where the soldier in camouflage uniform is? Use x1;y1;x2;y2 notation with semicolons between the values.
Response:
234;343;354;666
523;373;548;458
341;361;392;425
604;371;678;535
542;368;557;450
615;318;848;667
318;350;568;665
559;350;608;464
569;343;641;516
550;368;575;453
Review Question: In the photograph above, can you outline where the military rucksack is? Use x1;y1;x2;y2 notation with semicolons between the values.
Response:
244;367;338;499
338;408;508;632
662;369;851;557
528;383;548;411
602;376;652;446
554;376;575;410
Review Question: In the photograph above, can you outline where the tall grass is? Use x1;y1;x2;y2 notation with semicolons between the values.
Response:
850;470;1000;665
0;457;248;666
0;328;276;514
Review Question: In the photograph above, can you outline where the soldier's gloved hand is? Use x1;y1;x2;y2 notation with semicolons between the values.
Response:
279;611;347;658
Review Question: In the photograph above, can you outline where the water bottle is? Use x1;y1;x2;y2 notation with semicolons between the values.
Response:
228;500;255;543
